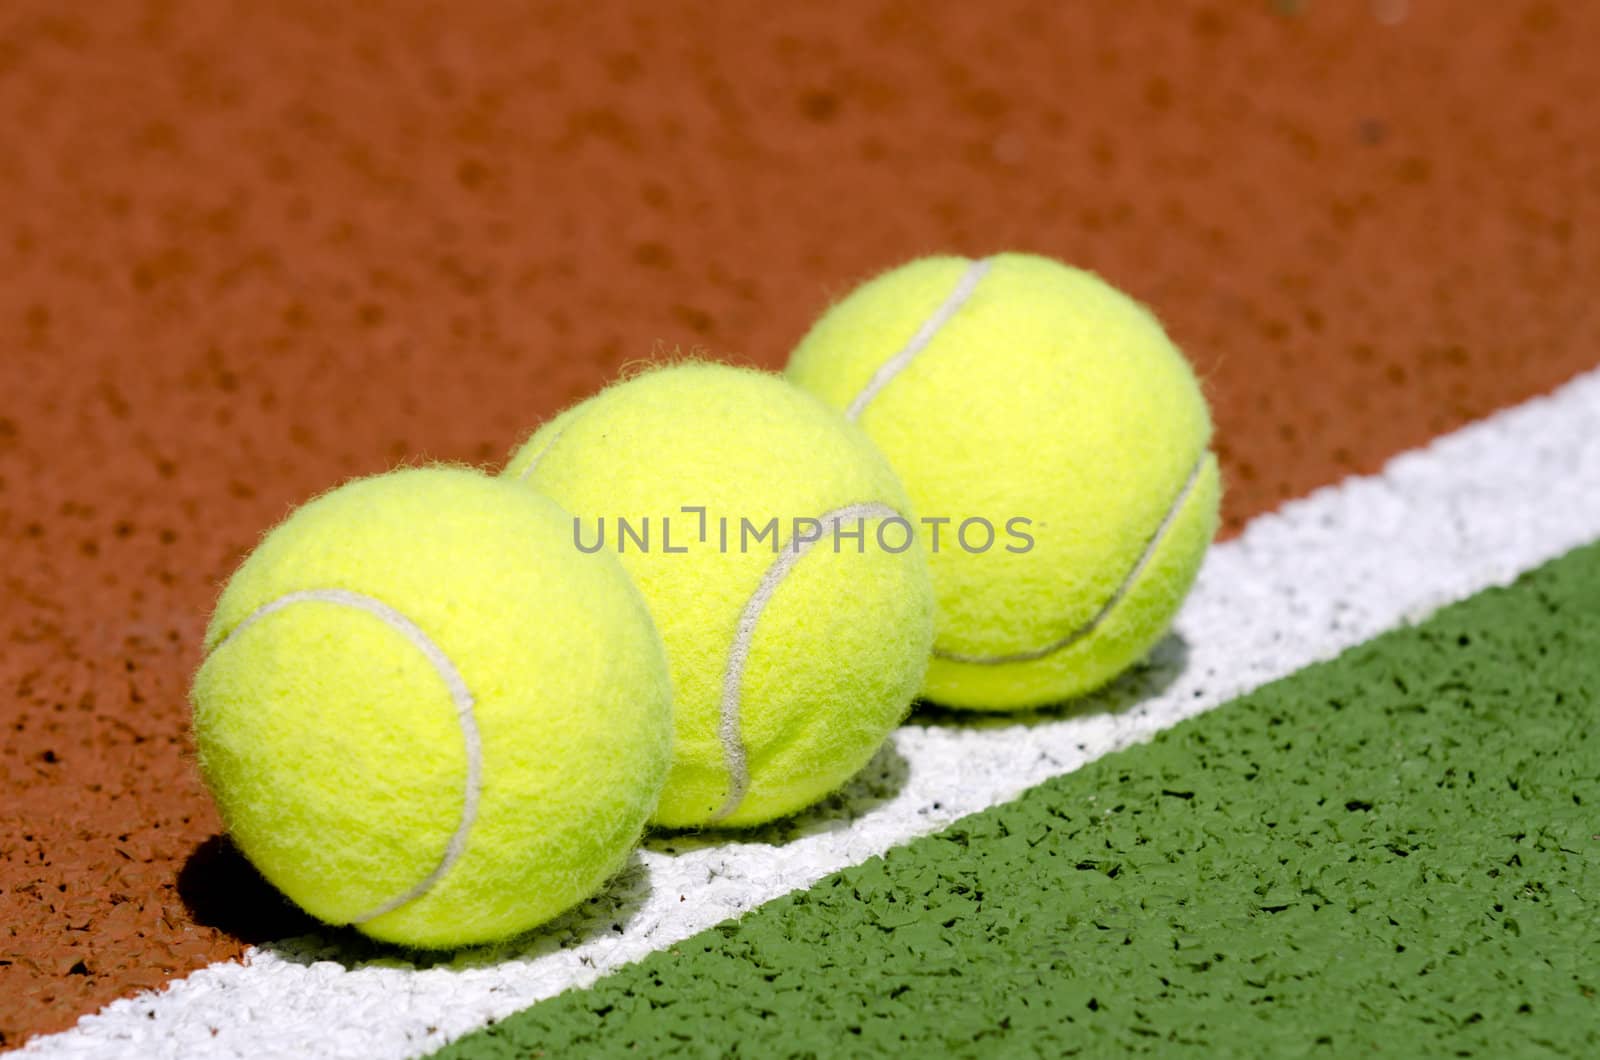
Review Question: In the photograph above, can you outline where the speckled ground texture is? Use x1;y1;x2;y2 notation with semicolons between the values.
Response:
2;0;1598;1050
442;536;1600;1059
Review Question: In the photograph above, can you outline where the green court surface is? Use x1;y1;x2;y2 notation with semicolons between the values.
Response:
439;542;1600;1058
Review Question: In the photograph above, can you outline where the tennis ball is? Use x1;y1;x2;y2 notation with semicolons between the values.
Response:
786;253;1220;711
190;466;672;949
505;362;934;829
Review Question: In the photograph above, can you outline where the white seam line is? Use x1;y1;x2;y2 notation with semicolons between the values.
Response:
516;425;568;482
710;501;904;823
934;451;1210;666
843;258;992;422
210;588;483;924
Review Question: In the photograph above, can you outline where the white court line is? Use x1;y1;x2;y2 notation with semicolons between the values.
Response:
23;366;1600;1060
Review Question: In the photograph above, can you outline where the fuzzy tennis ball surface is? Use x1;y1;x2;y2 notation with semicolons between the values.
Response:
505;362;934;829
191;466;672;949
786;253;1220;711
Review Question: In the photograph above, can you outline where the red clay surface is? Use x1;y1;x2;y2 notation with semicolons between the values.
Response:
2;0;1596;1048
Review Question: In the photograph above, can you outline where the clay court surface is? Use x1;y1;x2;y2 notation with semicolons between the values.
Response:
2;0;1597;1053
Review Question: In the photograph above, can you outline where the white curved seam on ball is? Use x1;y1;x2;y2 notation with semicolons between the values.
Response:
212;587;484;924
516;425;569;482
933;452;1210;666
711;500;905;823
843;257;993;422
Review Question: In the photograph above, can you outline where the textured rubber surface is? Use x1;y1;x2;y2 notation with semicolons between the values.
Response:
436;541;1600;1058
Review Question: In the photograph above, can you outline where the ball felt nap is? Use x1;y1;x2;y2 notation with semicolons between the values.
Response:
786;253;1220;711
505;362;935;829
190;467;672;949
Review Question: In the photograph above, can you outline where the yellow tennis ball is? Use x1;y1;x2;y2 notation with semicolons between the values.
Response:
505;362;934;829
786;253;1220;711
190;466;672;949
